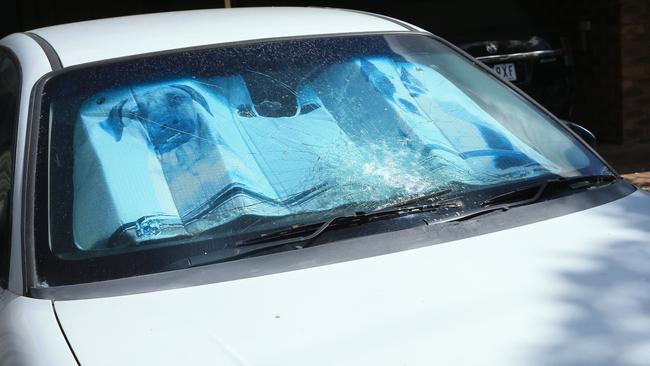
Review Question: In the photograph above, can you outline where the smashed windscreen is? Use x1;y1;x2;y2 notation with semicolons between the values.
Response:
40;34;606;279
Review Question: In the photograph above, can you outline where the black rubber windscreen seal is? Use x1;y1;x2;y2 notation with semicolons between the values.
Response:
24;32;63;70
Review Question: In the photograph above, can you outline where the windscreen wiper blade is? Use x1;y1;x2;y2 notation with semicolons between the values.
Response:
163;199;463;271
480;174;618;208
375;188;453;212
434;174;619;224
238;198;462;247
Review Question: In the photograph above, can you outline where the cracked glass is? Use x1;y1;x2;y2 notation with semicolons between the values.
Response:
39;34;607;281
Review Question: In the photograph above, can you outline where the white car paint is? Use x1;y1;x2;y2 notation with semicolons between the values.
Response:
1;7;649;366
0;33;55;294
53;189;650;366
0;292;77;364
30;7;414;67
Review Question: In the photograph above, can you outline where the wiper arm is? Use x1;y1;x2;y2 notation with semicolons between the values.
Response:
163;199;463;271
238;198;462;247
237;216;340;247
481;174;618;208
434;174;618;225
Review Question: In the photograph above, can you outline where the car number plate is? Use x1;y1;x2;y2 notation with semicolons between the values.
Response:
492;63;517;81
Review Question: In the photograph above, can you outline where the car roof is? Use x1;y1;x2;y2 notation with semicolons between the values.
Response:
29;7;414;67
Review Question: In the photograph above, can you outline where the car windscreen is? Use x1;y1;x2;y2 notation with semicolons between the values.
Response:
34;33;609;286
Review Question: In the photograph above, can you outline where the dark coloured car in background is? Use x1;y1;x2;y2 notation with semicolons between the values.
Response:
428;0;575;119
454;31;574;118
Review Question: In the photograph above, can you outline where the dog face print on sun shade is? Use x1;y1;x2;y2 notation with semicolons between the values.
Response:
102;84;213;154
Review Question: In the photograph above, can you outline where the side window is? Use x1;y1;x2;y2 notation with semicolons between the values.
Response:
0;48;19;288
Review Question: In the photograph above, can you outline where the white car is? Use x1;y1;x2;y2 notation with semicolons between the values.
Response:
1;7;649;366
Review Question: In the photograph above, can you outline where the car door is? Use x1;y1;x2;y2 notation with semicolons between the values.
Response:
0;46;20;292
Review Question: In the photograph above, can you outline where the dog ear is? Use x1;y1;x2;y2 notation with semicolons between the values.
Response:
100;99;127;141
170;84;213;116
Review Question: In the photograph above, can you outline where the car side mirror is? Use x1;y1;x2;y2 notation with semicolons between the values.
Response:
563;120;596;148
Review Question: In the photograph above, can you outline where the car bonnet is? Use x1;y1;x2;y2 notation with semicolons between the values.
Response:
52;189;650;366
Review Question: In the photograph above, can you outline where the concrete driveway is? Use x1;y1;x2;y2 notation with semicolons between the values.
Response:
597;143;650;191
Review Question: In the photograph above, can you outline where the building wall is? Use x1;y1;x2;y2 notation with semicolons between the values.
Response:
546;0;650;143
620;0;650;142
546;0;623;143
